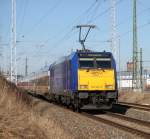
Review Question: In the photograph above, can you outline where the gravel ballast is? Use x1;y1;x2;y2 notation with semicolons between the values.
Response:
31;98;145;139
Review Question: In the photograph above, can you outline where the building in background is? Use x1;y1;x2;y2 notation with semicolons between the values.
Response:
127;62;133;72
118;69;150;91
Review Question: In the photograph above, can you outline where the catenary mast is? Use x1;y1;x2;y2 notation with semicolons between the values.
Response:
11;0;17;84
110;0;117;62
132;0;140;91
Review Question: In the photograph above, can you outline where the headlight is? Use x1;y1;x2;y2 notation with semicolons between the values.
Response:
105;85;113;89
80;85;88;89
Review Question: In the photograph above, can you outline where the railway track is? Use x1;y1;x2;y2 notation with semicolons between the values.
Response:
104;112;150;127
82;112;150;139
117;102;150;112
27;91;150;138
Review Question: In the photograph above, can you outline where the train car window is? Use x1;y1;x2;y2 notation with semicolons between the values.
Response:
96;58;111;68
79;58;94;68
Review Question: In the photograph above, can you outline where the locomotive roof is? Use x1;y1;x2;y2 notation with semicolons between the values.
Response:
49;50;113;69
77;51;112;55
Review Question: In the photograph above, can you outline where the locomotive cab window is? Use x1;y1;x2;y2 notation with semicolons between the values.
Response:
79;58;94;68
96;58;111;69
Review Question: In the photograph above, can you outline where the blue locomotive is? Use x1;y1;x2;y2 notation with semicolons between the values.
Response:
49;50;118;111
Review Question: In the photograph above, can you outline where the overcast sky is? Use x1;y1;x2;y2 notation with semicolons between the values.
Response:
0;0;150;75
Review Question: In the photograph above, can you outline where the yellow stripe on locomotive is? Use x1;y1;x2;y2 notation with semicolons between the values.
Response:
78;69;115;91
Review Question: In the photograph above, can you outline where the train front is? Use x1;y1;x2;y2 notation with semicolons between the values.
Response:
77;51;118;110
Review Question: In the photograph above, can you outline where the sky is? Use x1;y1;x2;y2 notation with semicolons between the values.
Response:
0;0;150;75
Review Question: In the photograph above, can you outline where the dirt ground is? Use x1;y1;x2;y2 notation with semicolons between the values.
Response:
119;91;150;105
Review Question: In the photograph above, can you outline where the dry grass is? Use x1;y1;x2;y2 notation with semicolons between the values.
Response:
0;75;71;139
119;91;150;105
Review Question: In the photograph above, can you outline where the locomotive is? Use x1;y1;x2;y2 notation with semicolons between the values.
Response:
48;50;118;111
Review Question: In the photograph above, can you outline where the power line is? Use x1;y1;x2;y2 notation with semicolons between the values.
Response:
23;0;62;38
119;21;150;39
117;6;150;28
92;21;150;43
25;28;77;59
78;0;99;22
86;1;102;24
37;0;99;46
93;5;150;37
36;0;122;56
46;28;78;52
88;0;123;23
18;0;29;37
32;1;102;56
82;0;99;22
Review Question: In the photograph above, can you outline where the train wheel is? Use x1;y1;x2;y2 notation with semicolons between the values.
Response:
71;104;76;112
76;106;81;113
74;97;81;113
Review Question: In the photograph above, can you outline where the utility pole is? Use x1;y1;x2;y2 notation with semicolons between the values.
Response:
11;0;17;84
0;36;2;72
0;36;2;58
118;36;121;89
25;57;28;77
140;48;143;91
110;0;117;62
132;0;140;91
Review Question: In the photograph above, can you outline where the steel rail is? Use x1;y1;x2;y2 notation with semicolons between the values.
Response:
105;111;150;127
117;102;150;111
82;112;150;139
119;102;150;108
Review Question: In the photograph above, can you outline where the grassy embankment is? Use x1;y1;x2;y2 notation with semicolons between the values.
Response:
0;75;70;139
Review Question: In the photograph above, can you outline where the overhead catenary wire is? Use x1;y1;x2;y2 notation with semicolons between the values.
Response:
117;6;150;28
45;28;78;53
86;0;102;24
83;20;150;43
87;0;123;23
15;1;150;74
22;0;62;39
37;0;132;56
80;0;99;23
39;0;150;50
38;0;115;52
38;0;99;46
27;28;78;59
92;5;150;38
115;21;150;39
31;1;102;59
103;21;150;40
18;0;29;37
